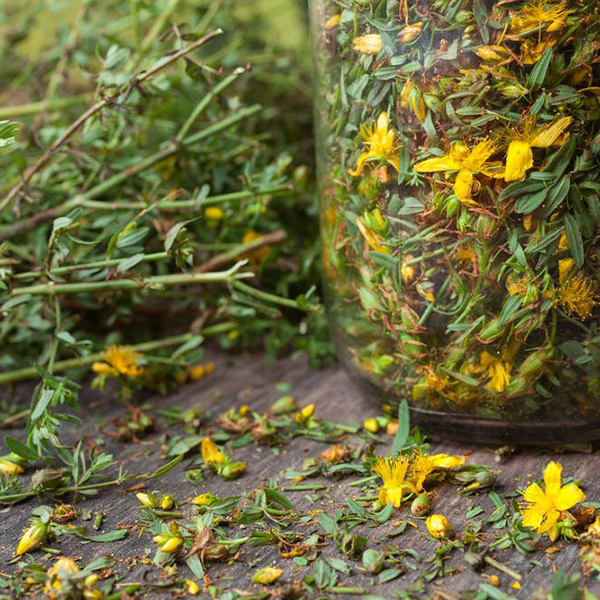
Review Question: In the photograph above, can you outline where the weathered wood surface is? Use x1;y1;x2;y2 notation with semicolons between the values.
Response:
0;351;598;599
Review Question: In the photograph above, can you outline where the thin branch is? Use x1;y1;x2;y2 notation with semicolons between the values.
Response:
0;29;223;213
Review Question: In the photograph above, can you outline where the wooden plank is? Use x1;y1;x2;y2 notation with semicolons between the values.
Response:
0;351;597;598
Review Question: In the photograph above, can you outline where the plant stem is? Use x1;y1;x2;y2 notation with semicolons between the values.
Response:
14;252;169;281
0;30;223;215
0;322;236;386
10;261;251;297
484;556;522;581
0;96;88;119
0;104;263;242
232;280;319;313
176;66;249;142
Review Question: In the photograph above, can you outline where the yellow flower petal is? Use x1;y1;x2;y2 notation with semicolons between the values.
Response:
523;482;547;504
505;140;534;182
414;156;463;173
543;461;563;498
201;438;225;465
454;168;474;202
537;508;560;534
554;483;585;511
429;454;467;469
531;117;572;148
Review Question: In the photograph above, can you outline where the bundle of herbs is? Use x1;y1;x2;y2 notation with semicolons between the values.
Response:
313;0;600;426
0;0;329;485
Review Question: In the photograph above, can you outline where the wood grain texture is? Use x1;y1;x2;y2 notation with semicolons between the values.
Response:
0;351;598;599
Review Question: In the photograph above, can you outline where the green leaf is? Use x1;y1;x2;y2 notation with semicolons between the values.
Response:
117;253;145;273
78;529;128;543
185;555;204;579
148;454;184;479
514;186;549;214
527;47;553;91
0;120;19;148
564;214;584;269
4;435;38;461
392;400;410;453
31;388;55;423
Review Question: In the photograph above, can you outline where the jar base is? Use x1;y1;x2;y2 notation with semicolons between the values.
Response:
336;344;600;446
407;406;600;446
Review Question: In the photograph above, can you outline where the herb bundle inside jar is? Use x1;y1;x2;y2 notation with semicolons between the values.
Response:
310;0;600;442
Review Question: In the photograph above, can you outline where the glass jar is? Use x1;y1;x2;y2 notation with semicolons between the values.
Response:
310;0;600;444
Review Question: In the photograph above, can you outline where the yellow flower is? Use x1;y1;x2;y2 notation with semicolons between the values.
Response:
410;451;467;492
325;15;340;30
510;0;573;35
504;117;572;182
186;580;200;595
92;345;144;377
426;514;453;539
557;273;598;320
353;34;382;54
350;112;400;176
45;557;79;600
372;455;416;508
414;139;502;204
253;566;283;584
478;350;512;393
16;521;48;555
201;438;225;465
520;461;584;535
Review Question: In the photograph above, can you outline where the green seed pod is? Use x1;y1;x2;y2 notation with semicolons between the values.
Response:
411;494;431;517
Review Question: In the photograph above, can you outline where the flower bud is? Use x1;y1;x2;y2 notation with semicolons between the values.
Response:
192;493;218;507
0;457;24;475
221;461;247;480
411;494;431;517
16;521;48;555
364;418;379;433
136;492;158;508
159;536;183;553
325;15;341;30
353;34;382;55
398;22;423;43
253;566;283;584
426;514;453;539
294;404;315;425
160;495;174;510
